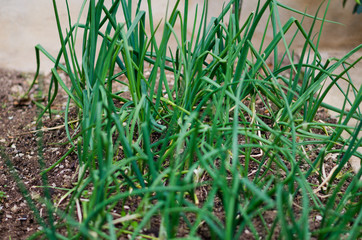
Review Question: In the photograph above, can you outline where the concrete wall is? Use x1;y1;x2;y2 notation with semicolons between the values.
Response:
0;0;361;72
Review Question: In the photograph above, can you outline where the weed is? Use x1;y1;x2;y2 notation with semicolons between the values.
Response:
0;191;6;202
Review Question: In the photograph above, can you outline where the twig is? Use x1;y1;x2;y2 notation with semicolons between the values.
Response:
13;119;80;136
313;165;339;194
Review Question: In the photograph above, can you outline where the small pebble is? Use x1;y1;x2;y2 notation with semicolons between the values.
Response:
11;205;19;213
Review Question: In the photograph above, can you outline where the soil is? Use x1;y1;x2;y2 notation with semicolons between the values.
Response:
0;68;357;239
0;69;78;239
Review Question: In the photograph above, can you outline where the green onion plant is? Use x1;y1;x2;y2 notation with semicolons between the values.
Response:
25;0;361;239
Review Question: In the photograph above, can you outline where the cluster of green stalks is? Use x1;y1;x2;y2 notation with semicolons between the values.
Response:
23;0;361;239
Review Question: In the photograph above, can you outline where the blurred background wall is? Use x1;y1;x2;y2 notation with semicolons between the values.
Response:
0;0;361;73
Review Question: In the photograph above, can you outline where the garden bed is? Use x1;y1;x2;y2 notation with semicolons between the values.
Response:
1;0;361;239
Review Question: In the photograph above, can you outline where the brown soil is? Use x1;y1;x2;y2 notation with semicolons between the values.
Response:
0;68;356;239
0;69;79;239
